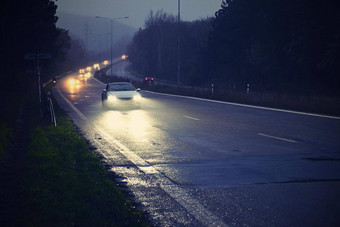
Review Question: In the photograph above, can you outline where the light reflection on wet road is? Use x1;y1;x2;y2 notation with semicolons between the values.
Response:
53;63;340;226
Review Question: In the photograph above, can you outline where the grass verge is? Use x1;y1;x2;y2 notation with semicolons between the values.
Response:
18;92;148;226
140;84;340;116
121;64;340;116
95;71;340;117
0;92;23;155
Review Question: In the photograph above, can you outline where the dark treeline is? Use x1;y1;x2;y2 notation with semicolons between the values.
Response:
127;10;211;86
128;0;340;96
0;0;85;92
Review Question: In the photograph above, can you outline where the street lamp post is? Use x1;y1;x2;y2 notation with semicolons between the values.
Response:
177;0;181;85
95;16;128;77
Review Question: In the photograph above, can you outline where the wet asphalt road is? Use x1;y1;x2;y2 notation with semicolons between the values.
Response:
53;62;340;226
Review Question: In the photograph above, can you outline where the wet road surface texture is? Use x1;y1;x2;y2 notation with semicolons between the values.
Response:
52;62;340;226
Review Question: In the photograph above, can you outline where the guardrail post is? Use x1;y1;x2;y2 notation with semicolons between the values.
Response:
41;85;57;127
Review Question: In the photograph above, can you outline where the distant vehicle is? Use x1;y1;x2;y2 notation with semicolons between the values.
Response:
144;76;154;85
101;82;141;109
93;63;100;70
68;77;80;86
79;68;85;74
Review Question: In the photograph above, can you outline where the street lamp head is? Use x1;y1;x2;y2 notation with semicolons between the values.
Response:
95;16;128;20
112;16;129;20
95;15;129;77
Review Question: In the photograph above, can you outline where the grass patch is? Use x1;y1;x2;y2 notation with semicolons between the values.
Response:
117;64;340;116
96;70;340;116
19;95;148;226
0;92;23;155
135;81;340;117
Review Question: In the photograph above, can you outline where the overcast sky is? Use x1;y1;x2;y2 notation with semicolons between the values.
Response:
56;0;223;28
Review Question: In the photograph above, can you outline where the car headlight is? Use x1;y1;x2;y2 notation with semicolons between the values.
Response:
108;95;117;102
133;94;141;101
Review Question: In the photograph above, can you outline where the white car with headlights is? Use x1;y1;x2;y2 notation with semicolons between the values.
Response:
101;82;141;109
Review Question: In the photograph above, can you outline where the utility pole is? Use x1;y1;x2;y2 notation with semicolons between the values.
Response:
177;0;181;85
110;19;113;77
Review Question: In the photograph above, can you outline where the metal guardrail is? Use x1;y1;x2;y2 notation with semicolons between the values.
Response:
41;71;72;127
41;71;73;127
47;94;56;127
41;86;56;127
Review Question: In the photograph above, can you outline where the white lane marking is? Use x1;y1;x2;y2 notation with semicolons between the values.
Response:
91;71;339;120
55;87;227;227
144;90;340;120
184;115;200;121
56;87;87;121
258;133;299;144
94;126;227;226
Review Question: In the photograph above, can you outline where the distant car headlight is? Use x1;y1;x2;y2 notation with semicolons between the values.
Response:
108;95;117;102
69;78;75;85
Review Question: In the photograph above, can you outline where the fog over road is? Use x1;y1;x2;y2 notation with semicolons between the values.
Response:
53;61;340;226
